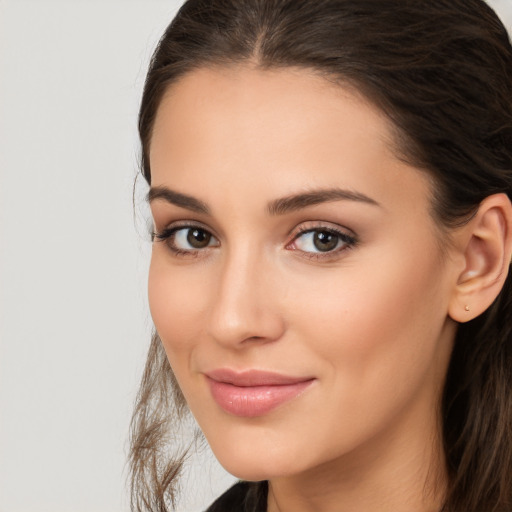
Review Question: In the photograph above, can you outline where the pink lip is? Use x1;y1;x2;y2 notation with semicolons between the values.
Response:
205;369;315;417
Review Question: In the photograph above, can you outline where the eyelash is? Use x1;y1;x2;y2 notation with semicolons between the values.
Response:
152;223;358;260
287;226;357;261
152;223;217;258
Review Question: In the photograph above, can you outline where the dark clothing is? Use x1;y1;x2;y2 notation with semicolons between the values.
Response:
206;481;268;512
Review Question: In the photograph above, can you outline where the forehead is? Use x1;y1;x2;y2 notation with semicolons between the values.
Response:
150;65;396;163
149;65;432;218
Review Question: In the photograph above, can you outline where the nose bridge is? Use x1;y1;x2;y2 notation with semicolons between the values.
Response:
207;242;283;346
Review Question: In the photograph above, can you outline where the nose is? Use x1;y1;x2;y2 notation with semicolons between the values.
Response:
206;248;285;348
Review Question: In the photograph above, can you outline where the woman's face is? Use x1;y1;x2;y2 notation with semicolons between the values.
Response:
148;66;459;481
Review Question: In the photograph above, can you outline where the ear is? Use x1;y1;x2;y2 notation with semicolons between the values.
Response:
449;193;512;323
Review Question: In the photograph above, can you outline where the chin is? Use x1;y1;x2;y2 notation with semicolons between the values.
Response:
217;456;293;482
206;430;307;481
222;463;273;482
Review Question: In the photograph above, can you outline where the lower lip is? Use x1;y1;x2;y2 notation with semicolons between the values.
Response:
207;378;314;417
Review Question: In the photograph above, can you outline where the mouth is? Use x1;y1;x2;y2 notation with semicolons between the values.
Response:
205;369;316;417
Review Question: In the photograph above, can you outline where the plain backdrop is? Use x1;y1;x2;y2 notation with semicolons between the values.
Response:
1;1;511;511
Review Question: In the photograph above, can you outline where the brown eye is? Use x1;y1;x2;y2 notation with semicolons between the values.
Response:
313;231;339;252
186;228;212;248
153;225;220;255
291;227;356;256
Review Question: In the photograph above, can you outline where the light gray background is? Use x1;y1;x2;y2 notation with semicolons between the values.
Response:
1;1;511;511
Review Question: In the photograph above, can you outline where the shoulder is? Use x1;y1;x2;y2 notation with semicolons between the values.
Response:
205;481;267;512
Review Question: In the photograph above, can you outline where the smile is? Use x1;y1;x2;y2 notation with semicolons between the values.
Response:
205;369;316;417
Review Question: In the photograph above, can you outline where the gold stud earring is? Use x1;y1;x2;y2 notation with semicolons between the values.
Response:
464;305;470;312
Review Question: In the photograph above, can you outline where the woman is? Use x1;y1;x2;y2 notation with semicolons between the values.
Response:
129;0;512;511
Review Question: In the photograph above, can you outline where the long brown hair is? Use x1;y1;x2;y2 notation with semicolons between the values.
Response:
129;1;512;510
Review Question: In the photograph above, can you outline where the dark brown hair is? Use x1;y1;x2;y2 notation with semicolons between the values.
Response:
130;1;512;510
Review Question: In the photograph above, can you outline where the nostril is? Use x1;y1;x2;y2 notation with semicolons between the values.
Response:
243;336;266;342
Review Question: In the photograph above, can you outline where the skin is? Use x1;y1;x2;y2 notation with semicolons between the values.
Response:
147;66;465;512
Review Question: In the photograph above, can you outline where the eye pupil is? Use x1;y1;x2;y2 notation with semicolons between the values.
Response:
313;231;338;252
187;228;211;248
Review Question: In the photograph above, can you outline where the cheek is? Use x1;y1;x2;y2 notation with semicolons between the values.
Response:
264;245;453;468
148;253;208;358
286;240;450;397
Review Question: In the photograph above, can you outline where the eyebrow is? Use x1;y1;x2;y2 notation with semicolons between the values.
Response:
147;186;210;214
147;185;380;215
267;188;380;215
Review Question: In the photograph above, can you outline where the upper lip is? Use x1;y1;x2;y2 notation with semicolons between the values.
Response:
205;368;315;387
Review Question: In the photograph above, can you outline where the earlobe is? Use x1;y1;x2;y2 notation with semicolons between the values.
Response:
448;193;512;323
